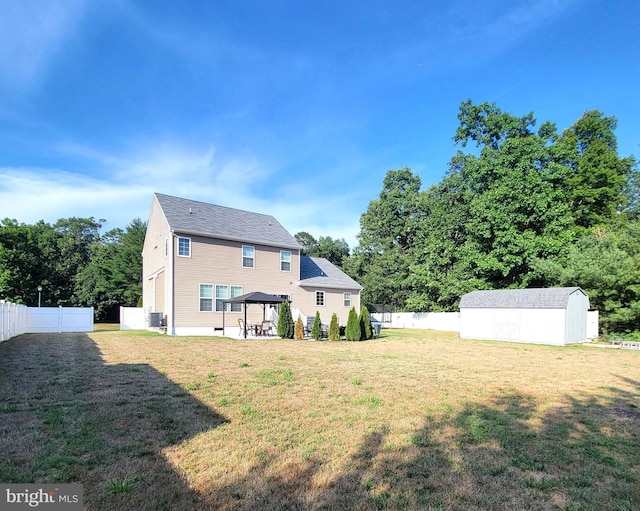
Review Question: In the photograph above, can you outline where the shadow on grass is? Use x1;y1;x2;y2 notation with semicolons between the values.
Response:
2;334;638;510
0;333;228;510
208;382;640;510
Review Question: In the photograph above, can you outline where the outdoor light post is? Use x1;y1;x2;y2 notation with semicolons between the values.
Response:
37;285;42;307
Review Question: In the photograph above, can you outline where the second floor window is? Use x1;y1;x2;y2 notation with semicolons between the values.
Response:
242;245;255;268
315;291;325;307
280;251;291;272
343;292;351;307
177;237;191;257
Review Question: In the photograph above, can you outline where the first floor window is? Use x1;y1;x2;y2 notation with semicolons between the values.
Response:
177;237;191;257
315;291;325;307
230;285;243;312
343;292;351;307
280;251;291;272
215;285;229;312
200;284;213;311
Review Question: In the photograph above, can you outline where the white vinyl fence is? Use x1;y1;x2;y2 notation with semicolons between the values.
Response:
120;306;146;330
27;307;94;333
371;311;461;332
371;310;599;339
0;301;28;341
0;301;93;342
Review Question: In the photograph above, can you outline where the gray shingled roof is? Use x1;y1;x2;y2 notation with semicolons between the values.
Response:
155;193;302;250
299;256;363;290
459;287;587;309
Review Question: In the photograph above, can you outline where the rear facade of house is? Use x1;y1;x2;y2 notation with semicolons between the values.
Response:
142;193;362;335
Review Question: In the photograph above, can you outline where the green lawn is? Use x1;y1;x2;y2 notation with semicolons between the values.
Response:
0;329;638;510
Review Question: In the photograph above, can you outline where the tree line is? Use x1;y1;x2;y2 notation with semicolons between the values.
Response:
0;217;145;321
1;100;637;333
344;101;638;335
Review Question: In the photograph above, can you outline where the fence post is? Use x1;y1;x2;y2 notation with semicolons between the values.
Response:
0;300;4;341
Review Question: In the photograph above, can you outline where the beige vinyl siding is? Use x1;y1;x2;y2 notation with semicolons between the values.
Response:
142;198;171;314
173;235;301;328
291;287;360;326
154;271;165;313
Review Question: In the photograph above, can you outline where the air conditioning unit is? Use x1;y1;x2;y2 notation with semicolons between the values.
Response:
149;312;163;327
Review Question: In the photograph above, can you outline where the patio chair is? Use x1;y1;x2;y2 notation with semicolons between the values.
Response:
261;320;274;336
238;318;247;337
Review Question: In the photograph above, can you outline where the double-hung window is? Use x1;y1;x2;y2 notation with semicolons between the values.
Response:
315;291;325;307
343;292;351;307
280;251;291;272
215;285;229;312
177;237;191;257
230;286;243;312
200;284;213;312
242;245;255;268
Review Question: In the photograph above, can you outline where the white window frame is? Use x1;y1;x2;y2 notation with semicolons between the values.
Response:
242;245;255;268
276;294;291;314
177;236;191;257
315;290;325;307
230;285;243;313
215;285;229;312
280;250;292;272
343;292;351;307
199;284;213;312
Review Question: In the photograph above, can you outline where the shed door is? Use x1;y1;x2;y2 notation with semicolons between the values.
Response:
494;309;520;341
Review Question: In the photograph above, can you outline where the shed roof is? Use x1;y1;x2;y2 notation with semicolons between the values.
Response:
459;287;587;309
155;193;302;250
299;256;363;290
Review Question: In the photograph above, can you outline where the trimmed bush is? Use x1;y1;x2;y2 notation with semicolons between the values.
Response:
277;300;295;339
294;315;304;340
328;313;340;341
360;306;373;340
311;311;323;340
345;307;361;341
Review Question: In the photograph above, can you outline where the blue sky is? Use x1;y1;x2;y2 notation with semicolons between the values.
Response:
0;0;638;248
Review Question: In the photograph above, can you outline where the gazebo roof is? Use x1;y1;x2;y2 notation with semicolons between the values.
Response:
223;291;287;304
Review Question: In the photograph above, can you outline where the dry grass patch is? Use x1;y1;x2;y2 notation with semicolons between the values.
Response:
0;329;638;510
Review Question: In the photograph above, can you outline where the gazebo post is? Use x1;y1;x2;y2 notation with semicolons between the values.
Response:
244;303;248;338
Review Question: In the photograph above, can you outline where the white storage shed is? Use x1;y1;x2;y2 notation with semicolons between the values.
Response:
459;287;590;345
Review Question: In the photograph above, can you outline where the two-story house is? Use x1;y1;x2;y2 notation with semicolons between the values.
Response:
142;193;362;336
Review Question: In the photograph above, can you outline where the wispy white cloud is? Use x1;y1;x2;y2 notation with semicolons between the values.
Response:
0;167;147;229
0;139;365;246
485;0;573;40
0;0;86;91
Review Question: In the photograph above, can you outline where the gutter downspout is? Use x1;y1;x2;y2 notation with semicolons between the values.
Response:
169;231;176;335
